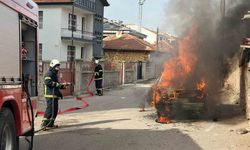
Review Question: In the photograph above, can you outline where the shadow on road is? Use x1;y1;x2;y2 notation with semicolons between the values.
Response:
20;128;202;150
60;119;131;129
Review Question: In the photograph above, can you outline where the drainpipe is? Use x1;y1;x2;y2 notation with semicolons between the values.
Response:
71;0;75;94
71;1;75;48
122;61;125;84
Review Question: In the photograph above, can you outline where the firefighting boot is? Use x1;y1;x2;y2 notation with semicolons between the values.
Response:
100;89;103;96
46;118;59;128
41;119;50;129
97;89;103;96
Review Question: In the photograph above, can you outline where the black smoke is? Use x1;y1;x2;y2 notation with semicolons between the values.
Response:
161;0;250;95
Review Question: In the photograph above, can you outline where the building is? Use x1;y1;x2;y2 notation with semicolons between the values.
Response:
103;34;155;82
126;24;177;47
103;19;146;39
34;0;109;61
126;24;157;44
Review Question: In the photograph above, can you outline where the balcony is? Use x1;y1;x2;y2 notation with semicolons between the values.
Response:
61;28;95;43
74;0;96;12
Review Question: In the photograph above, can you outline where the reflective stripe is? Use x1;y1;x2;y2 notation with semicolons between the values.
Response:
44;85;47;95
99;70;103;72
44;83;57;98
44;76;51;80
44;95;58;98
95;78;103;80
0;84;21;89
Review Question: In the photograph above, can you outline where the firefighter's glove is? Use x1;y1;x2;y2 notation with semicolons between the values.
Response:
55;82;65;89
55;82;61;88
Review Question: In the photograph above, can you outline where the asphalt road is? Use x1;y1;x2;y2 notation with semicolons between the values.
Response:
19;81;250;150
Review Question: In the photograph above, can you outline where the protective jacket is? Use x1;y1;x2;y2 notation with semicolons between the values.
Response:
94;64;103;80
44;67;63;98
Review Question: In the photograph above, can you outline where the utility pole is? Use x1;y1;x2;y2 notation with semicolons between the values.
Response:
70;0;75;94
156;27;159;51
71;1;75;49
138;0;146;32
220;0;226;18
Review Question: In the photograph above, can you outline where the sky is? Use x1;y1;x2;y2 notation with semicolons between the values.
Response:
104;0;170;32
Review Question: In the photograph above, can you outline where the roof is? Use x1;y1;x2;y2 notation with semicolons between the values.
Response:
103;18;147;39
126;24;157;34
34;0;109;6
100;0;109;6
103;34;155;51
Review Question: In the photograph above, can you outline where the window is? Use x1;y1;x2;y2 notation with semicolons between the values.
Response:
67;45;75;61
39;43;42;60
38;11;43;29
82;17;86;31
81;47;84;59
68;14;77;31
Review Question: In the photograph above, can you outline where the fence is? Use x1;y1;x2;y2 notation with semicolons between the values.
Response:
39;60;158;98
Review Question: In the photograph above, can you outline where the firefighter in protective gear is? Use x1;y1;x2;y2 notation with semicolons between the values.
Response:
41;59;67;128
94;59;103;96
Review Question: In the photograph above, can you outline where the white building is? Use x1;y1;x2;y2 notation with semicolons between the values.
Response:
35;0;109;61
126;24;157;44
126;24;177;45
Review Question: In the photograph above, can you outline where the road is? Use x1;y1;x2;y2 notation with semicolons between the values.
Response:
20;81;250;150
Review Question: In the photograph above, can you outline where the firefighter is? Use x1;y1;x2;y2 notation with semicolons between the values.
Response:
94;58;103;96
41;59;67;128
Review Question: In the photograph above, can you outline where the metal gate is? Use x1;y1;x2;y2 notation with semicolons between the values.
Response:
58;62;75;96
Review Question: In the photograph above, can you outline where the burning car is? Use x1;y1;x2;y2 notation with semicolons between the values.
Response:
151;26;207;123
151;77;207;123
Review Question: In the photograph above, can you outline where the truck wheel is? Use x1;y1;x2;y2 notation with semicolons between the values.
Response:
0;108;17;150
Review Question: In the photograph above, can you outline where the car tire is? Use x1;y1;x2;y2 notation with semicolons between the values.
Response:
0;108;17;150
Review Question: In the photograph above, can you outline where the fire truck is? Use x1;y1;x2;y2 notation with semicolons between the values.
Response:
0;0;38;149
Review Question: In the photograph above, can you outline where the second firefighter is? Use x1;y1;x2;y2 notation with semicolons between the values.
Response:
94;59;103;96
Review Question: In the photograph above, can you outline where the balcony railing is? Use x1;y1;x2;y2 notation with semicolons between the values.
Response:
61;28;95;42
74;0;96;12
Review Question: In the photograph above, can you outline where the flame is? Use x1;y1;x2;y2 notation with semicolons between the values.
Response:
152;26;208;123
158;25;199;88
196;79;207;99
156;116;171;124
178;26;198;74
197;80;206;91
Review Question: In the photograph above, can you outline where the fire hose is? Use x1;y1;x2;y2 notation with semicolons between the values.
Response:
23;78;35;150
